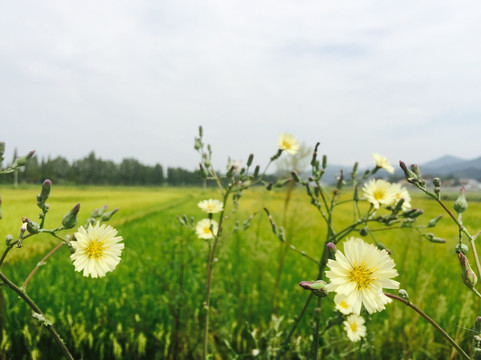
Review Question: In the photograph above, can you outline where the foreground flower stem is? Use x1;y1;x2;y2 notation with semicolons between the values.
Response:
385;293;469;360
22;242;65;290
202;191;230;360
0;271;74;360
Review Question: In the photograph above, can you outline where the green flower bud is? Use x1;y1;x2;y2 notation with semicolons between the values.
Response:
456;243;469;255
458;252;477;289
5;234;13;246
432;177;441;187
253;165;260;178
398;289;410;302
454;187;468;214
359;227;368;236
326;242;336;260
427;215;443;227
322;155;327;169
62;203;80;229
101;207;119;221
299;280;328;297
36;179;52;209
247;154;254;167
23;217;39;234
291;170;301;183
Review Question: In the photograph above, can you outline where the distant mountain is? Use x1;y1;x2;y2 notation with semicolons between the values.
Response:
421;155;467;169
420;155;481;180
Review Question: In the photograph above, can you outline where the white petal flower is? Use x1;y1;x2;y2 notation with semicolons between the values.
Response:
372;153;394;174
195;219;218;240
334;293;353;315
362;179;396;209
278;133;299;155
325;237;399;315
343;314;367;342
197;199;224;214
70;222;124;278
389;183;411;211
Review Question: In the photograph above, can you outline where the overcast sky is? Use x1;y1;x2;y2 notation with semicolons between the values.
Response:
1;1;481;172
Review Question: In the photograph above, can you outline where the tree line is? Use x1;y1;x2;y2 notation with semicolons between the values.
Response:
0;152;209;186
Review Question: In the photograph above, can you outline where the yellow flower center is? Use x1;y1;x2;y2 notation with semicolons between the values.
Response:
349;262;376;290
373;189;386;201
339;301;348;309
281;140;291;150
203;226;211;234
350;322;358;332
86;239;106;259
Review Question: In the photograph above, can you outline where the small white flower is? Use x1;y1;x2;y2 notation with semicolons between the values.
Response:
198;199;224;214
389;183;411;211
343;314;367;342
278;133;299;155
325;237;399;315
70;222;124;278
195;219;218;240
362;179;396;209
334;293;353;315
372;153;394;174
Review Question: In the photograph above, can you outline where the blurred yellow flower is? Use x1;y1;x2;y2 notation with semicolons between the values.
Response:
389;183;411;211
362;179;396;209
372;152;394;174
334;294;353;315
196;219;218;239
325;237;399;314
198;199;224;214
70;222;124;278
278;133;299;155
343;314;367;342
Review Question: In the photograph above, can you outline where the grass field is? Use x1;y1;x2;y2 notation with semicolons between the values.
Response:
1;184;480;359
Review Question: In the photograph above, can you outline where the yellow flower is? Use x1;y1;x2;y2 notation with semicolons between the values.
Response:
70;222;124;278
325;237;399;314
278;133;299;155
372;152;394;174
362;179;396;209
343;314;367;342
195;219;218;239
389;183;411;211
198;199;224;214
334;294;353;315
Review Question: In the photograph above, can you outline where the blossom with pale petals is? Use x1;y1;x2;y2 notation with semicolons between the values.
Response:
372;152;394;174
195;219;218;239
325;237;399;314
362;179;396;209
278;133;299;155
343;314;367;342
70;222;124;278
198;199;224;214
389;183;411;211
334;293;353;315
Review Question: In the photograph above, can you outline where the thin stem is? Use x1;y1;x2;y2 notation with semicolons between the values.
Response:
385;293;470;360
0;271;74;360
22;242;65;290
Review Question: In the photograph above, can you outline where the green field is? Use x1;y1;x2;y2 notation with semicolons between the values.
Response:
0;184;480;359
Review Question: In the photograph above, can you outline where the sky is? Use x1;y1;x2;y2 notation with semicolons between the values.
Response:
1;1;481;172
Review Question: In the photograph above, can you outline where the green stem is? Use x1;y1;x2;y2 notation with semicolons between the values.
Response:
0;271;74;360
385;293;470;360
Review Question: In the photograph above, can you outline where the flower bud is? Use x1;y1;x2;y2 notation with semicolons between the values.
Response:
326;242;336;259
322;155;327;169
359;227;368;236
101;207;119;221
427;215;443;227
423;232;446;243
270;149;282;161
432;177;441;187
291;170;301;183
247;154;254;167
454;187;468;214
22;217;39;234
5;234;13;246
458;252;477;289
398;289;410;302
62;203;80;229
298;280;328;298
194;138;202;151
36;179;52;209
456;243;469;255
253;165;260;178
